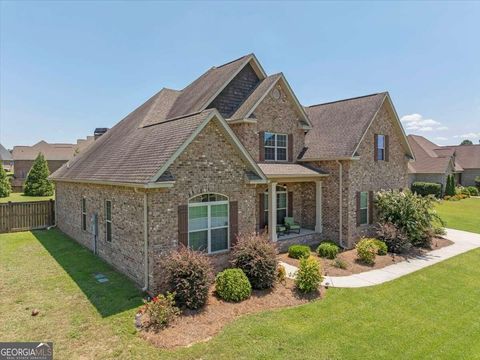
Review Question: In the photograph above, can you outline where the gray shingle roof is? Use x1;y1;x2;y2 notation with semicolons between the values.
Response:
302;93;387;159
407;135;452;174
0;143;12;161
441;144;480;169
258;163;327;178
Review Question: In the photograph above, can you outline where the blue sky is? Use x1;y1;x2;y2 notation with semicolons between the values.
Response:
1;1;479;149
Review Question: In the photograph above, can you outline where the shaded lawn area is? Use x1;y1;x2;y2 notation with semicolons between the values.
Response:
1;229;480;359
0;192;54;203
436;197;480;234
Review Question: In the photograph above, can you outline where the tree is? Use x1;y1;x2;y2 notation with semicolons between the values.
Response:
460;139;473;145
24;153;54;196
0;165;12;198
445;174;456;196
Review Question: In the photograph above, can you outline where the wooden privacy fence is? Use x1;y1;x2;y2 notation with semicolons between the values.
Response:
0;200;55;233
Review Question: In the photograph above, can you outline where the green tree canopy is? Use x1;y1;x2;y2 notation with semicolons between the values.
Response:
0;165;12;198
460;139;473;145
24;153;54;196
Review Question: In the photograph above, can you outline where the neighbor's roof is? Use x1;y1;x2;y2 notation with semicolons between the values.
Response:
0;143;12;161
302;93;391;159
12;141;76;161
407;135;453;174
258;163;327;178
441;144;480;169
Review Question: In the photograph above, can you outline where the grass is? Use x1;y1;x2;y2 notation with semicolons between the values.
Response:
0;192;54;203
1;229;480;359
435;197;480;234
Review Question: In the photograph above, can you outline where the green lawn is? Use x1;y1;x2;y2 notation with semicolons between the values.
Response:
1;230;480;359
0;192;54;203
436;197;480;234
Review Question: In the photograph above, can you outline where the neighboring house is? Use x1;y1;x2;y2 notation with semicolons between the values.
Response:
0;143;13;171
12;137;95;191
407;135;480;189
51;53;413;293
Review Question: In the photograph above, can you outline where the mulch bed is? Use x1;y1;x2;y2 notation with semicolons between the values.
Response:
278;237;454;277
139;279;323;349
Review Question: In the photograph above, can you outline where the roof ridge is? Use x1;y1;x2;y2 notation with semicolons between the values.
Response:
306;92;386;108
143;109;213;128
213;53;252;69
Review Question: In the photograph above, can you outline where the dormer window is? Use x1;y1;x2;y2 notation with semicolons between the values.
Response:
264;132;287;161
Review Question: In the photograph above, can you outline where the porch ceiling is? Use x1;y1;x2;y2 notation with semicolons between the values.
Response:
258;163;328;182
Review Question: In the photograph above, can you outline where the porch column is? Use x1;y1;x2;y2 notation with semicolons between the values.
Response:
268;182;277;242
315;180;323;233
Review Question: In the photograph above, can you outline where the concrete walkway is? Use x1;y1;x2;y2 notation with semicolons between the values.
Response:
279;228;480;288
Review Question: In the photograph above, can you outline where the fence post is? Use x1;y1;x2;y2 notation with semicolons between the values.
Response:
50;199;55;226
8;201;13;233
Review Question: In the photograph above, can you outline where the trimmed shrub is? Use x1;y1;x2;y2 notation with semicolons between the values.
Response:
24;153;54;196
288;245;311;259
372;239;388;255
144;292;180;330
411;182;442;198
376;190;444;248
356;238;377;265
277;264;287;284
230;233;278;290
164;247;213;310
475;176;480;189
0;165;11;198
215;268;251;302
316;241;340;259
445;175;456;196
455;186;470;197
376;222;411;253
295;257;322;293
332;258;348;270
466;186;479;196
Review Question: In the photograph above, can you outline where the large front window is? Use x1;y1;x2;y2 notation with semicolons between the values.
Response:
264;185;288;225
264;132;287;161
188;193;229;253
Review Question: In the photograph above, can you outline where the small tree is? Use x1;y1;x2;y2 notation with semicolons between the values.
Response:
0;165;12;197
24;153;54;196
445;175;455;196
460;139;473;145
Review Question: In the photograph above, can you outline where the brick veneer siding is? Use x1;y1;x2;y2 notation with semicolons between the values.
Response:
307;103;410;248
147;120;258;292
207;63;260;118
230;83;306;162
55;181;146;286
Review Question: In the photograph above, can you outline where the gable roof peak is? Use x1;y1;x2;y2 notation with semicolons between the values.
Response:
306;92;387;108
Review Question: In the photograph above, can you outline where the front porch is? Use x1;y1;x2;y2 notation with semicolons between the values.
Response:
275;228;321;252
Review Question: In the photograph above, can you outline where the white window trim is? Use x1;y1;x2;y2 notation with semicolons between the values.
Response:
81;197;87;232
360;191;369;226
377;134;385;161
105;200;112;242
264;132;288;162
188;194;230;254
264;185;288;224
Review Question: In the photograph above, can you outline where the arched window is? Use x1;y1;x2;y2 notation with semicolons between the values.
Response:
188;193;229;253
264;185;288;225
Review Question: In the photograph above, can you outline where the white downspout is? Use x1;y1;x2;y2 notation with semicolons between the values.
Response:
142;191;149;292
336;160;344;248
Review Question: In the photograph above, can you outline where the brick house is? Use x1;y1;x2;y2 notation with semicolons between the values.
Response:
407;135;480;189
51;54;413;292
0;143;13;171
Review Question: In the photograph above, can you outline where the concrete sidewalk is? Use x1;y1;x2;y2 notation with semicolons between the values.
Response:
279;228;480;288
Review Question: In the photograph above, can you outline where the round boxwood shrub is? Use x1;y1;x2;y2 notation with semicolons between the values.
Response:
372;239;388;255
295;256;322;293
215;268;252;302
164;247;213;310
316;241;340;259
356;238;377;265
288;245;311;259
231;233;278;290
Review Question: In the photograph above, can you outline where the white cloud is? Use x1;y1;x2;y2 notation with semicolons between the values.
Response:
400;113;446;132
453;132;480;139
435;136;448;141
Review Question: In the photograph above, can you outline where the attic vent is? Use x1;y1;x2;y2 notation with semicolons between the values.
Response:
272;88;281;100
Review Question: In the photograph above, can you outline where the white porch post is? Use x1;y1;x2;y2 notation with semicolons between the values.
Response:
268;182;277;241
315;180;323;233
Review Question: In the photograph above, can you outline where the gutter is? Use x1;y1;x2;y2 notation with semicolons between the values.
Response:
336;160;344;248
142;191;149;292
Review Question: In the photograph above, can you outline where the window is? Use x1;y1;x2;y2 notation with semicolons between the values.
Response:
188;193;229;253
264;132;287;161
264;185;288;225
359;192;368;225
105;200;112;242
377;134;385;161
81;197;87;231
